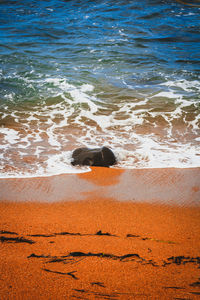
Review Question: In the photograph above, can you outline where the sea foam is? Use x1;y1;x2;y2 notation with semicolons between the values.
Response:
0;76;200;178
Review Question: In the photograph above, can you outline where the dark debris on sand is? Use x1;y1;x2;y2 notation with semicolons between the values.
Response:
43;268;78;279
28;251;158;267
162;256;200;268
0;230;18;235
0;236;35;244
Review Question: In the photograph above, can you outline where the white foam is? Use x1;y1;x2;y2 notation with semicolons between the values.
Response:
35;146;44;158
4;93;15;101
161;79;200;93
0;128;19;144
81;84;94;92
27;115;38;121
0;76;200;178
114;138;200;169
44;152;90;176
154;91;177;98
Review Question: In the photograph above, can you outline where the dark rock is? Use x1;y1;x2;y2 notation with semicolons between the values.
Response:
71;146;116;167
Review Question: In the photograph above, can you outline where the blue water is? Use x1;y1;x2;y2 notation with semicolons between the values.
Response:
0;0;200;177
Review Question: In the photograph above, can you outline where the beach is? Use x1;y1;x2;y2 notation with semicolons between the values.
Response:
1;0;200;298
0;167;200;299
1;0;200;179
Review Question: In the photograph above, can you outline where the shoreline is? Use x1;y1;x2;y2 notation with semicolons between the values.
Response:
0;167;200;299
0;167;199;205
1;165;200;180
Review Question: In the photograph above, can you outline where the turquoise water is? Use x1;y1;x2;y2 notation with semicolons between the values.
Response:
0;0;200;177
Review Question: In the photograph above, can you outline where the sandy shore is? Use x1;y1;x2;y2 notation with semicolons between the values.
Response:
0;167;200;299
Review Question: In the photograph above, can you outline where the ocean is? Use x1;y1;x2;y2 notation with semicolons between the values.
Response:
0;0;200;178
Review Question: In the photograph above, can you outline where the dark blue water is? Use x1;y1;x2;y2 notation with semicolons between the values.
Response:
0;0;200;177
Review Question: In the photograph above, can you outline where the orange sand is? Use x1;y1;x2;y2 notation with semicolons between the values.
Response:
0;167;200;299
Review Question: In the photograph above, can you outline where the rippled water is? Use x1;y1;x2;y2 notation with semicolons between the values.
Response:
0;0;200;177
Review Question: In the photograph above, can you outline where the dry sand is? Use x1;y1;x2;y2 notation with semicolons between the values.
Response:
0;167;200;299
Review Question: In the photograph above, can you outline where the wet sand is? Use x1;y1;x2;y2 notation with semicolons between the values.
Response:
0;167;200;299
